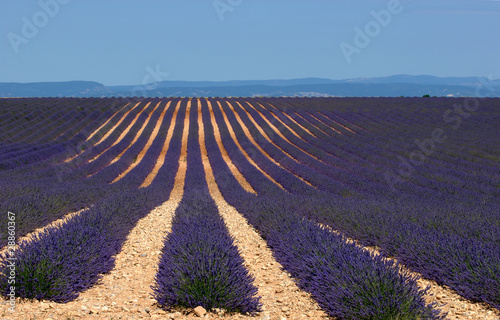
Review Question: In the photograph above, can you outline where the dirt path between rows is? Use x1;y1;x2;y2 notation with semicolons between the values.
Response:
85;102;132;143
264;104;317;138
112;101;172;184
88;101;151;164
0;101;190;320
316;111;359;134
236;101;323;160
64;102;134;163
319;110;366;133
141;100;183;188
108;101;163;167
88;102;142;150
205;100;255;194
254;102;321;139
303;112;344;136
224;101;314;189
210;99;284;191
198;99;329;320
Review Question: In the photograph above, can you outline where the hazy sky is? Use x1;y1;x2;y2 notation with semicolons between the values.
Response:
1;0;499;85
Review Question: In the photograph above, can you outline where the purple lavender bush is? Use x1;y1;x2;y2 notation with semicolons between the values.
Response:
152;195;261;314
152;100;261;313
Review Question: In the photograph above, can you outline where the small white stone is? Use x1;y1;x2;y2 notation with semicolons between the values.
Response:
261;313;271;320
194;306;207;317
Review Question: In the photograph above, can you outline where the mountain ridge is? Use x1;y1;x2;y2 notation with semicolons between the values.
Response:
1;75;499;98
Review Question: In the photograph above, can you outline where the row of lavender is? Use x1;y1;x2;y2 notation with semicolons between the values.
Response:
0;98;260;314
214;97;499;309
279;97;499;196
0;98;187;301
0;98;262;314
267;98;499;243
202;98;443;319
153;100;260;313
0;98;126;170
246;97;499;244
0;98;146;246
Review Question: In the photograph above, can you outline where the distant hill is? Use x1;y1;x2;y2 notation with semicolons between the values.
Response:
0;81;112;97
107;83;483;98
1;76;499;98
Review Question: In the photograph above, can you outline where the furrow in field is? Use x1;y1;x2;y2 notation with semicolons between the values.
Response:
62;100;129;163
280;107;387;172
140;99;183;188
322;110;368;133
78;101;143;168
204;99;255;194
292;110;333;136
278;98;366;133
239;100;324;160
269;99;330;136
349;113;384;133
233;100;359;193
198;100;329;319
306;111;347;135
175;99;191;190
244;100;369;193
107;101;163;167
267;102;318;138
52;110;91;141
256;101;324;139
264;101;370;166
88;101;152;164
4;105;70;144
239;102;360;192
111;100;172;184
62;152;80;164
87;102;139;148
224;100;315;188
211;99;285;191
315;110;358;134
270;105;387;172
84;102;130;143
297;109;354;138
224;101;281;167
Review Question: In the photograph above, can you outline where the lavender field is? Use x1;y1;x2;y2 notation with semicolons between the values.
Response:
0;96;499;319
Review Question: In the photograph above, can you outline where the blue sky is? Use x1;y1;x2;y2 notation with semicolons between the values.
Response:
1;0;499;85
